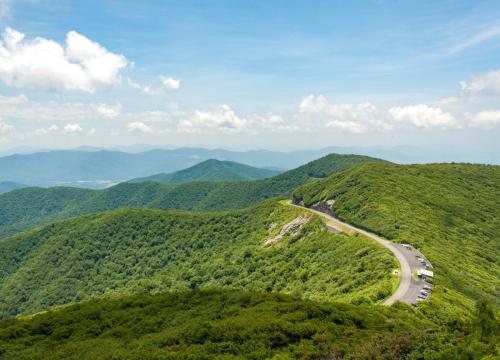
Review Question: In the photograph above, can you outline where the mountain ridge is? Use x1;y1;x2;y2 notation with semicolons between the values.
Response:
129;159;281;183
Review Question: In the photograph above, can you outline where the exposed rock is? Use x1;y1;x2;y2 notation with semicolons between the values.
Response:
311;199;335;216
263;214;311;247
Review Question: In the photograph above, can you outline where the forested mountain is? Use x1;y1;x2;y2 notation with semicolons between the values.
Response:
0;289;434;359
0;200;395;319
0;181;26;194
0;154;384;238
0;147;377;188
0;160;498;359
293;162;500;321
129;159;281;183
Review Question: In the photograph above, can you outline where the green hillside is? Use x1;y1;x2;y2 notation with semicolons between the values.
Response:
0;289;434;360
293;163;500;321
129;159;281;183
0;200;396;319
0;154;385;238
0;181;26;194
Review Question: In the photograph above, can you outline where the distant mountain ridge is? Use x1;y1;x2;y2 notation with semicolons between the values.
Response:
0;181;27;194
0;148;344;188
0;153;385;238
129;159;281;183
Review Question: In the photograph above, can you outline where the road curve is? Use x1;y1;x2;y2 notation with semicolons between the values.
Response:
286;201;431;306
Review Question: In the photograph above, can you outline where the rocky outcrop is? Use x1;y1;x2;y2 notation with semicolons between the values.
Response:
311;199;335;216
263;214;311;247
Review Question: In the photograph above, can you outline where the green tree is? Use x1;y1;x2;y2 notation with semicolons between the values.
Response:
472;298;497;344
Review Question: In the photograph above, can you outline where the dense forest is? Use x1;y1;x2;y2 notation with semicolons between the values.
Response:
0;154;384;238
0;200;395;319
0;290;496;359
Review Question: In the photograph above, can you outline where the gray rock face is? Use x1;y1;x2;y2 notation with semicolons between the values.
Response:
310;200;335;216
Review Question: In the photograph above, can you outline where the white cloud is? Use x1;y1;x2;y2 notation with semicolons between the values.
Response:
257;114;300;132
460;69;500;96
299;94;327;113
0;120;14;134
127;121;152;133
326;120;367;133
63;123;82;133
0;27;128;92
178;105;247;132
127;78;155;95
31;124;60;136
469;111;500;128
161;76;180;90
92;102;122;118
389;104;459;129
299;95;390;133
88;127;96;135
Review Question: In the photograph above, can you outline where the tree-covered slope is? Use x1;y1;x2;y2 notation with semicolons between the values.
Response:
0;200;396;319
129;159;281;183
293;163;500;319
0;154;385;238
0;289;433;360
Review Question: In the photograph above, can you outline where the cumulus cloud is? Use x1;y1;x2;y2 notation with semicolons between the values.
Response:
298;95;391;133
92;102;122;118
389;104;459;129
161;76;180;90
459;69;500;96
128;76;180;95
63;123;82;133
178;105;247;132
31;124;60;136
469;110;500;128
0;27;128;92
127;78;155;95
326;120;367;134
299;94;328;113
127;121;152;133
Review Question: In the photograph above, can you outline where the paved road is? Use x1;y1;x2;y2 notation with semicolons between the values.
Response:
287;201;433;306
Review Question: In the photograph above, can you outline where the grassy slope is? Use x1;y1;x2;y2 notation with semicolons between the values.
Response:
293;163;500;322
129;159;281;183
0;154;385;238
0;289;430;360
0;200;396;319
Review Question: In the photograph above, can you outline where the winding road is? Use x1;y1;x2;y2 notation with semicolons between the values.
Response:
286;201;432;306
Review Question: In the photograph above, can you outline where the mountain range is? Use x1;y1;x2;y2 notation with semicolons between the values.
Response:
128;159;281;183
0;152;497;359
1;145;497;188
0;153;383;238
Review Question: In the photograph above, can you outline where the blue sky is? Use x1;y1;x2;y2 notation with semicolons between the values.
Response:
0;0;499;159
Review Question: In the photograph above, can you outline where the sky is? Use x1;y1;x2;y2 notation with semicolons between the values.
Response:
0;0;499;159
